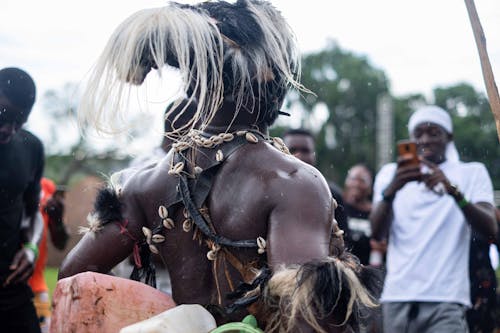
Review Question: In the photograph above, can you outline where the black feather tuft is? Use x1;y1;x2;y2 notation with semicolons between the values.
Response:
93;187;124;225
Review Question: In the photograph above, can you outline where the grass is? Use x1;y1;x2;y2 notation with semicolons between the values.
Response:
44;266;59;299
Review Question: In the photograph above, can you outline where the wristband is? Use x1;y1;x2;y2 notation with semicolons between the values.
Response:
23;242;39;261
457;197;469;209
382;189;395;203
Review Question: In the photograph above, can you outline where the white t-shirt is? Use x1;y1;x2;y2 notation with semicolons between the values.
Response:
373;160;494;306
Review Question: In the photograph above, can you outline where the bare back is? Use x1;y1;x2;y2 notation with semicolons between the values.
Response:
59;138;334;323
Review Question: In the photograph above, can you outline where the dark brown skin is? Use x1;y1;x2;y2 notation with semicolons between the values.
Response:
284;133;316;166
59;116;339;330
343;165;372;213
371;123;497;240
45;193;69;250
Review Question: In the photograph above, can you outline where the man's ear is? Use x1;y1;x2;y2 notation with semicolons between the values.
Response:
448;132;453;142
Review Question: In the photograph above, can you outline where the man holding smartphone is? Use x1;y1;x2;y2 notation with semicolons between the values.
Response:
370;105;497;333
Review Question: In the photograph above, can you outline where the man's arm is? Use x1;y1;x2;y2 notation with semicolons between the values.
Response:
5;143;44;286
461;202;497;238
58;182;145;279
370;161;421;239
267;171;332;268
420;159;497;239
4;212;44;287
45;195;70;250
264;167;377;333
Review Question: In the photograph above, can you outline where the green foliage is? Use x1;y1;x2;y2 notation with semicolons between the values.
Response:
298;42;389;182
41;83;133;184
44;267;59;300
432;83;500;188
297;43;499;188
41;44;499;189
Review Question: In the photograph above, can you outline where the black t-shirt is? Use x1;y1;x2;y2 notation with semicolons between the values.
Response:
344;203;371;265
328;181;348;233
0;129;44;282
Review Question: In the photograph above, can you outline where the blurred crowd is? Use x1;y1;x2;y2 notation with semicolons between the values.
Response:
1;34;499;333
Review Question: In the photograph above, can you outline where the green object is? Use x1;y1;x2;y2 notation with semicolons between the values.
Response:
44;267;59;298
242;315;258;328
457;197;469;209
211;315;263;333
24;242;39;260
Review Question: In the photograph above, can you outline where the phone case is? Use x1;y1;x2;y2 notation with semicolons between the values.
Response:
397;140;419;166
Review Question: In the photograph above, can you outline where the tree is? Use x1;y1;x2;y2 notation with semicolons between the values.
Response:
42;83;131;185
296;41;389;182
433;83;500;188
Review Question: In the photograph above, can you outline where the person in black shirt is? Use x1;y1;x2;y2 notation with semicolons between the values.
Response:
0;67;44;333
343;164;374;265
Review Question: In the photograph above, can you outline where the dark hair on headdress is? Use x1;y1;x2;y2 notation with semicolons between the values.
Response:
164;98;198;133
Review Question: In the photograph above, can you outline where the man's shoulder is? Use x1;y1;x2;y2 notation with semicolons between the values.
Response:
448;161;490;179
10;129;44;162
16;129;43;147
234;142;331;195
120;155;176;201
454;160;487;170
377;162;397;175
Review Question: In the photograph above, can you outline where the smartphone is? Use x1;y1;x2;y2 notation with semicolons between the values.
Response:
397;140;419;166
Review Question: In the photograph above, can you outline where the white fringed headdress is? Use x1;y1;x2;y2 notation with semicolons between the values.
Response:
78;0;306;135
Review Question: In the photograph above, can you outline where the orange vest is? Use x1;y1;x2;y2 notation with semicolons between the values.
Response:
28;178;56;293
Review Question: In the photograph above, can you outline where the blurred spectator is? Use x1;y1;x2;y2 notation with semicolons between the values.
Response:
466;227;497;333
343;164;374;265
371;105;497;333
283;128;348;232
0;67;44;333
29;178;69;333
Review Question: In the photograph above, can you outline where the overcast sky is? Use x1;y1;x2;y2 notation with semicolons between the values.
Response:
1;0;499;153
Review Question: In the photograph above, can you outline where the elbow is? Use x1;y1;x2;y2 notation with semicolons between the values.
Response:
58;260;70;280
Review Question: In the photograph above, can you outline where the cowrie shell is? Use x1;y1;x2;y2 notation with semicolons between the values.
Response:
168;162;184;175
173;142;189;152
216;150;224;162
207;250;217;261
257;237;266;249
158;205;168;219
245;132;258;143
163;218;175;229
149;244;159;254
273;137;285;146
142;227;152;240
221;133;234;141
194;166;203;175
212;136;223;145
152;234;166;243
183;219;192;232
